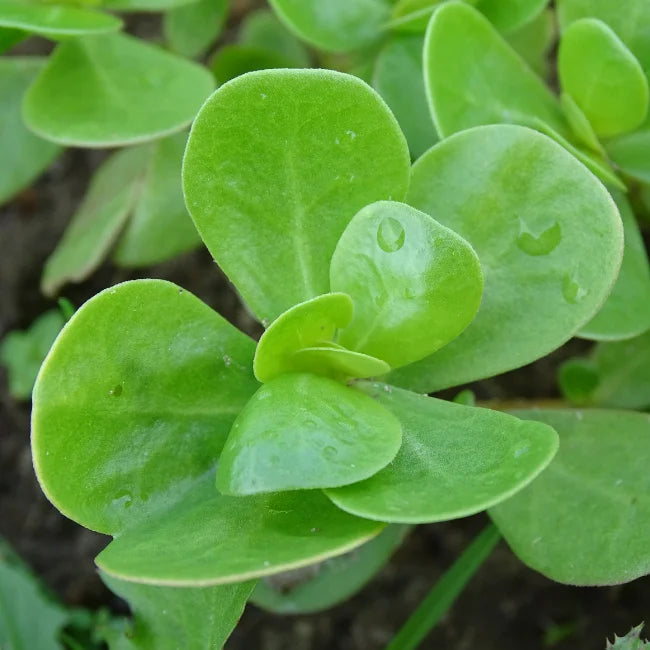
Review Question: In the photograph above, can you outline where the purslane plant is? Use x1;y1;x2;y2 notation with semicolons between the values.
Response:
29;67;646;647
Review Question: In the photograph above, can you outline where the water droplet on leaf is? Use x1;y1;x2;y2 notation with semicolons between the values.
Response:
516;220;561;256
109;384;123;397
322;446;338;460
377;217;405;253
562;273;588;304
223;354;232;367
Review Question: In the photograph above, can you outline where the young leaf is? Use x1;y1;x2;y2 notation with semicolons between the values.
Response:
331;201;483;369
41;145;153;297
253;293;354;383
290;346;390;380
389;125;622;392
325;384;558;523
163;0;229;59
101;572;254;650
578;192;650;341
0;309;64;400
0;57;60;206
558;18;649;138
216;373;402;495
474;0;548;34
32;280;259;534
505;8;555;78
112;132;201;267
96;476;384;586
0;0;122;37
606;123;650;184
268;0;392;52
372;35;438;159
490;409;650;585
251;525;410;614
560;92;604;153
101;0;195;10
23;33;215;147
183;69;410;323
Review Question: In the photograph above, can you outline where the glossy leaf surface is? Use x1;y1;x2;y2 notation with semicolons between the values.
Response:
390;125;622;392
101;573;254;650
474;0;548;33
183;69;410;323
490;409;650;585
23;33;214;147
163;0;228;58
254;293;353;383
326;384;558;523
0;0;121;37
216;373;402;494
0;309;64;400
97;476;384;586
373;35;437;159
291;346;390;380
560;92;603;153
578;192;650;340
41;145;152;297
32;280;259;534
331;201;483;369
558;18;648;138
0;58;60;206
252;525;410;614
268;0;391;52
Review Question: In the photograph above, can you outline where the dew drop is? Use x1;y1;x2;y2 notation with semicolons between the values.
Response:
516;220;561;256
262;318;269;328
322;446;338;460
223;354;232;367
377;217;405;253
260;93;267;100
562;273;588;304
109;384;123;397
346;130;357;139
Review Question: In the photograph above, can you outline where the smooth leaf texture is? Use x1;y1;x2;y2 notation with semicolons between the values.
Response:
97;476;384;586
163;0;228;59
290;346;390;380
41;145;152;297
112;132;201;267
253;293;354;383
268;0;392;52
560;92;603;153
0;57;60;206
0;0;122;37
0;27;26;53
32;280;259;534
102;0;195;10
23;33;214;147
183;69;410;323
326;384;558;523
607;123;650;183
578;192;650;340
331;201;483;369
474;0;548;33
558;18;649;138
252;525;410;614
372;35;438;159
0;309;64;400
101;573;254;650
389;125;623;392
216;373;402;495
490;409;650;585
210;45;302;84
505;8;554;78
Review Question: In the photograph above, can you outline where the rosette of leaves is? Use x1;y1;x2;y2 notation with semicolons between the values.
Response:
32;69;627;645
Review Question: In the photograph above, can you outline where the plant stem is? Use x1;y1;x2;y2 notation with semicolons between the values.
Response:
386;522;501;650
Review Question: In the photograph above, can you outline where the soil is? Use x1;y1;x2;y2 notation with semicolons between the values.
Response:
2;10;650;650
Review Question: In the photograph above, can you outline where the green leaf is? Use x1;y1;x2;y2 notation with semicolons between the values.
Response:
290;346;390;380
239;8;310;66
557;0;650;79
0;0;122;37
209;44;301;85
253;293;354;383
505;8;555;78
490;409;650;585
560;92;603;154
268;0;392;52
251;525;410;614
0;27;27;53
0;57;60;206
326;384;558;523
97;476;384;586
372;35;438;159
32;280;259;534
606;123;650;184
558;18;649;138
163;0;229;59
558;358;600;405
23;33;215;147
578;192;650;340
607;625;649;650
0;539;69;650
101;572;254;650
474;0;548;34
216;373;402;495
389;125;623;392
183;69;410;323
112;132;201;267
41;145;152;297
0;309;64;400
331;201;483;369
101;0;195;11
